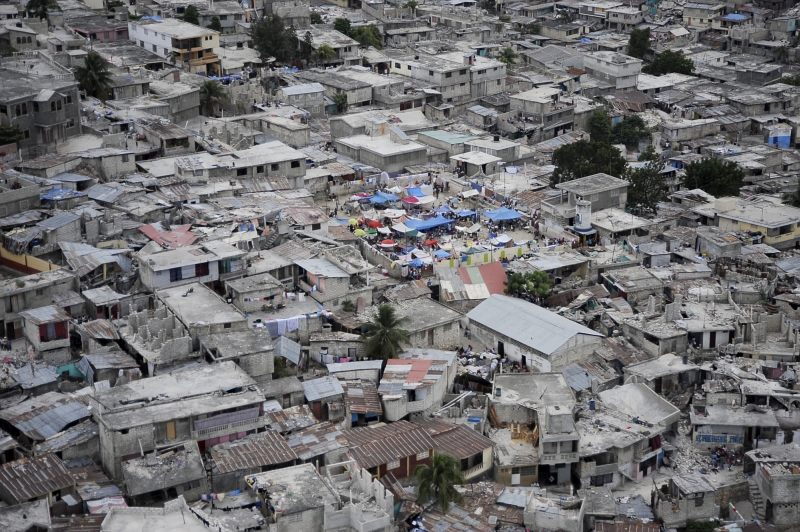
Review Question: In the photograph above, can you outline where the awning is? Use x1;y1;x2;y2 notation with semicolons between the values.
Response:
460;189;479;198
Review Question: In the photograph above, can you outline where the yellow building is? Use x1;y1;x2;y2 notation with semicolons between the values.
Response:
692;196;800;250
127;19;220;76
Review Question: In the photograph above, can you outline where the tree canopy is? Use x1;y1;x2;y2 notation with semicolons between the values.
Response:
74;51;113;101
182;5;199;25
550;140;628;186
612;114;649;148
682;158;745;198
250;14;297;64
310;11;323;24
626;159;666;216
332;92;348;114
363;305;410;361
415;453;465;514
589;108;612;144
642;50;694;76
199;79;229;117
498;47;518;66
504;270;551;299
627;28;650;59
784;180;800;208
26;0;57;20
334;18;352;36
207;16;222;32
0;124;24;145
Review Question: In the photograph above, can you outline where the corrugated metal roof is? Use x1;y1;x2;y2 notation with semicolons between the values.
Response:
284;421;347;461
342;380;382;415
79;320;121;340
52;290;84;308
0;392;91;441
9;364;58;390
59;242;132;278
346;421;435;469
210;430;297;474
38;212;80;231
19;305;71;325
0;455;74;502
82;286;125;305
467;295;603;355
32;420;98;455
417;420;494;459
267;404;318;433
303;376;344;401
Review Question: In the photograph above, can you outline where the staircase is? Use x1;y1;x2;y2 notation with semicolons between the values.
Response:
747;476;767;520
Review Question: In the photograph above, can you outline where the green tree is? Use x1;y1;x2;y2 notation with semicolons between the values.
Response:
199;79;229;117
523;22;541;34
686;521;716;532
341;299;355;312
405;0;419;16
310;11;323;24
504;270;551;298
498;47;518;66
250;14;295;64
639;144;658;162
26;0;57;20
315;44;335;66
287;24;300;61
626;159;665;216
589;108;612;144
778;75;800;86
183;5;199;25
0;44;16;57
551;140;628;186
74;51;113;101
352;25;383;49
362;305;410;361
612;114;648;148
556;9;573;22
682;158;745;197
414;453;465;514
165;50;179;64
627;28;650;59
300;30;314;62
784;180;800;208
482;0;495;12
334;18;352;37
207;15;222;32
0;124;24;145
332;92;349;114
643;50;694;76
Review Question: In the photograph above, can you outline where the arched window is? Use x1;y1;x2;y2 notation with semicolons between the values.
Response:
56;100;62;111
14;105;20;116
26;36;31;43
21;103;27;115
15;37;20;44
50;101;56;112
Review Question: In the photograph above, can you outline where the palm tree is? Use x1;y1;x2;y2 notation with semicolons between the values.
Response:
362;305;410;361
26;0;57;20
498;47;518;66
74;51;113;101
165;50;179;64
784;180;800;208
315;44;335;66
405;0;419;16
199;80;229;117
414;453;465;514
332;92;349;114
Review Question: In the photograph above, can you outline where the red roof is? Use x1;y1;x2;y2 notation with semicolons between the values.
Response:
457;261;507;296
139;223;199;248
386;359;432;383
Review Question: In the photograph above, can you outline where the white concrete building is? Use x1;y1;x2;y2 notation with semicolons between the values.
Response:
582;51;642;92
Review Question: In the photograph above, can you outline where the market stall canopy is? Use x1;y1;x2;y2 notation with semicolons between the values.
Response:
483;207;523;221
433;249;451;258
434;205;453;214
457;210;476;217
404;216;454;231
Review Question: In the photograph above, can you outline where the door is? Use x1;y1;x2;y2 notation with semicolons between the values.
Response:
166;421;176;440
655;377;662;394
427;329;434;346
498;341;505;357
521;355;526;368
282;394;291;408
709;331;717;348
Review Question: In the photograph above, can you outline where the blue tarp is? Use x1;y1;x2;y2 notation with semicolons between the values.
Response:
434;205;453;213
407;187;425;197
408;258;424;267
433;249;451;258
369;191;399;203
404;216;454;231
457;210;476;217
483;207;523;221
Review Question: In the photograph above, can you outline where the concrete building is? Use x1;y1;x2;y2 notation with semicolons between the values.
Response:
0;269;76;342
542;173;629;229
276;83;326;118
198;1;246;33
653;475;719;529
745;443;800;525
335;122;428;174
200;329;275;379
138;242;246;292
127;19;221;76
378;349;457;422
693;196;800;250
468;294;604;372
224;273;284;314
90;361;264;480
582;51;643;92
19;305;72;366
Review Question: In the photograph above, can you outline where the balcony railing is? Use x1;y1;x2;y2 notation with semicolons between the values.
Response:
539;452;578;465
463;461;490;479
191;416;265;440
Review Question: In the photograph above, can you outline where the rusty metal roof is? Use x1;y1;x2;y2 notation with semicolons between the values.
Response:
341;380;382;415
267;404;318;433
0;392;91;441
79;320;121;340
416;420;494;460
345;421;435;469
284;421;347;461
51;290;84;308
0;455;74;502
59;242;132;278
19;305;71;325
210;430;297;474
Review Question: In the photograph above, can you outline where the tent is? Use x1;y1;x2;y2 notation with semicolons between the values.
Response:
457;210;476;217
404;216;454;231
433;249;451;258
369;191;399;203
407;187;425;197
402;197;419;204
483;207;523;221
408;258;424;267
434;205;453;214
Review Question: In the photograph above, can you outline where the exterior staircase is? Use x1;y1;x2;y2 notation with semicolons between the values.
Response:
747;476;767;520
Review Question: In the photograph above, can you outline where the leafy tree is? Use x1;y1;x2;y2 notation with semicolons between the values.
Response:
627;28;650;59
0;125;24;145
777;75;800;86
784;180;800;208
352;25;383;49
208;15;222;32
74;51;113;101
682;158;745;197
626;159;665;216
639;144;658;162
414;453;465;514
612;114;648;148
556;9;573;22
643;50;694;76
589;108;612;144
498;47;518;66
334;17;352;37
0;44;16;57
250;14;295;64
165;50;179;64
287;24;300;61
182;5;199;25
332;92;349;114
686;521;716;532
300;30;314;62
26;0;57;20
523;22;541;34
405;0;419;16
362;305;410;361
315;44;335;66
341;299;355;312
504;270;551;298
199;79;229;117
310;11;323;24
550;140;628;186
482;0;495;12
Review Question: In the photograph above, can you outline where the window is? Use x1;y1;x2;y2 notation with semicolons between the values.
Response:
236;168;247;176
104;32;109;39
195;262;209;277
429;70;434;75
169;267;182;282
23;130;29;139
445;72;452;78
35;288;44;296
66;94;72;104
311;223;321;230
417;451;429;459
395;62;401;68
143;29;148;35
223;322;232;329
497;79;501;85
31;102;37;113
50;101;56;112
387;459;400;470
152;44;157;52
121;154;129;163
290;160;300;168
459;69;466;75
57;100;62;111
162;34;166;40
271;163;279;171
220;15;227;19
67;118;75;128
234;14;242;20
256;165;264;173
20;103;27;115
